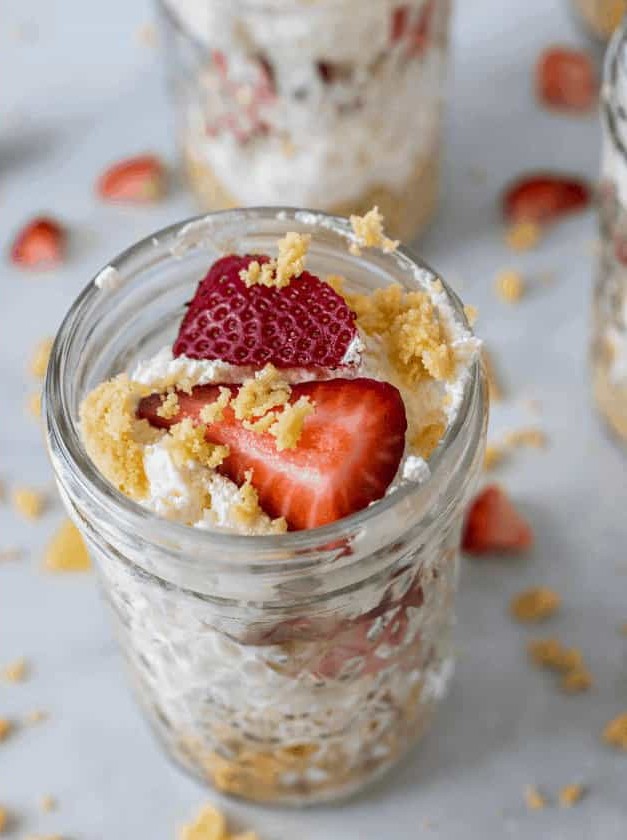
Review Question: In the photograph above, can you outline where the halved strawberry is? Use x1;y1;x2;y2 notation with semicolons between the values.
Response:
10;216;65;269
502;174;591;225
536;46;597;112
138;378;407;531
462;484;533;555
96;154;166;203
391;5;409;43
172;254;358;370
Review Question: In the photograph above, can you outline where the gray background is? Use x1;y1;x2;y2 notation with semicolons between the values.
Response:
2;0;627;837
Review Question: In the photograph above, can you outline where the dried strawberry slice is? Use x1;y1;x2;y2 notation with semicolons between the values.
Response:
172;254;358;369
536;46;597;112
10;216;66;269
462;485;533;555
96;154;166;203
502;174;591;225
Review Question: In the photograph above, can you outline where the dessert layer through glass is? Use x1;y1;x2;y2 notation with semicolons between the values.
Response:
158;0;451;241
45;209;487;804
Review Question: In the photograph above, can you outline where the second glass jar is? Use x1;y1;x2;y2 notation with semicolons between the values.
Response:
158;0;451;241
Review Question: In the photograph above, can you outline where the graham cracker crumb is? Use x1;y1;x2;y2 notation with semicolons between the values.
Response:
2;657;28;683
528;638;583;672
267;395;314;451
166;419;229;470
43;519;91;573
411;420;446;459
79;374;160;501
233;365;291;420
240;232;311;288
25;709;48;725
511;587;560;622
602;712;627;750
199;387;231;424
482;348;504;402
40;795;56;813
349;206;399;256
464;304;479;326
0;806;9;833
178;803;226;840
27;391;42;418
484;444;506;471
502;428;548;450
561;667;593;694
30;337;54;379
12;486;46;520
505;221;541;252
232;471;287;534
325;273;346;295
559;784;585;808
524;785;547;811
495;269;525;303
156;391;180;419
0;718;14;740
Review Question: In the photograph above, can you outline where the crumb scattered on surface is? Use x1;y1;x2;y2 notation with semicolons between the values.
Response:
156;390;180;419
349;206;399;256
43;519;91;573
2;657;28;683
511;587;560;622
232;471;287;534
463;304;478;326
0;806;9;833
179;802;259;840
559;784;585;808
25;709;48;725
0;718;14;740
12;487;46;520
40;795;56;813
27;391;42;418
505;221;541;252
603;712;627;750
525;785;547;811
484;427;547;471
528;638;583;672
484;444;506;471
495;269;525;303
240;232;310;288
482;348;504;402
560;667;593;694
137;22;157;46
30;337;53;379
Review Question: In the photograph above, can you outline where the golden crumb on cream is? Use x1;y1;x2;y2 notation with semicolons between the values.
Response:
166;419;229;470
349;206;399;256
199;387;231;424
240;232;311;288
231;471;287;534
156;390;180;419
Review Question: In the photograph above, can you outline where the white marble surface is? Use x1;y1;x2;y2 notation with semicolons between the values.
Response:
2;0;627;837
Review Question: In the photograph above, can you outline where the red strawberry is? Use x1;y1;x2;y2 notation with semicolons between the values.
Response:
10;216;65;269
172;254;358;370
536;46;597;112
138;378;407;531
96;154;166;203
391;5;409;43
408;0;435;56
462;485;534;555
502;174;591;225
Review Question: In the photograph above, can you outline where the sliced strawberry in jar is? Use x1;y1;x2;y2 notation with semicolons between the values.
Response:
462;484;533;555
502;174;591;225
138;377;407;531
172;254;359;370
10;216;66;269
408;0;435;56
536;46;597;112
391;5;410;43
96;154;166;203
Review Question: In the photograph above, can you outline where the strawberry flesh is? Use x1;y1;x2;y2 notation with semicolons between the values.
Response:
10;216;65;269
502;174;591;225
137;378;407;531
536;46;597;112
462;484;534;555
172;254;358;370
96;154;165;203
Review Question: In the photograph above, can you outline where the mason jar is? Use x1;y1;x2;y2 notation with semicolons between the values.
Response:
157;0;452;242
44;208;486;805
593;21;627;442
571;0;625;40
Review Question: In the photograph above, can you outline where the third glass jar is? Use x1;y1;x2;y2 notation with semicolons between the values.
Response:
158;0;452;241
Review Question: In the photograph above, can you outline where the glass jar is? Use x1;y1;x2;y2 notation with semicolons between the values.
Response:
157;0;452;242
593;22;627;442
44;208;486;805
571;0;626;40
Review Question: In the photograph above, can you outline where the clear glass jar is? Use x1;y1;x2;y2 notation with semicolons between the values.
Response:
44;208;486;805
571;0;626;40
593;22;627;442
157;0;452;242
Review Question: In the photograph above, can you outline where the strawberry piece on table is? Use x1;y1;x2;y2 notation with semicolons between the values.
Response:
536;46;597;112
462;484;534;555
138;377;407;531
96;154;166;203
172;255;358;370
502;174;591;225
10;216;66;269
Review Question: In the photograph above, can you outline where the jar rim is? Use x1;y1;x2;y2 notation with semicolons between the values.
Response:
603;19;627;160
44;207;481;564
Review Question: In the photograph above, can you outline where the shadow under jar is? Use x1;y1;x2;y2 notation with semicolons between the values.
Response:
571;0;626;40
44;209;486;805
594;22;627;443
157;0;452;242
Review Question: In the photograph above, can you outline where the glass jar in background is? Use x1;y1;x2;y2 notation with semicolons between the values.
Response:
44;209;486;805
593;21;627;442
571;0;626;40
157;0;452;242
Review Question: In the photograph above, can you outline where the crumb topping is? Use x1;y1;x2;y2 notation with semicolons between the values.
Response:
559;784;585;807
30;337;53;379
602;712;627;750
2;657;28;683
495;269;525;303
561;667;593;694
166;419;229;470
79;374;160;500
349;206;399;256
240;232;311;288
12;487;46;520
505;221;541;252
511;587;560;622
528;638;583;672
199;387;231;424
484;427;547;471
411;420;446;459
156;390;180;419
179;803;260;840
43;519;91;573
524;785;547;811
0;719;13;740
232;471;287;534
27;391;42;418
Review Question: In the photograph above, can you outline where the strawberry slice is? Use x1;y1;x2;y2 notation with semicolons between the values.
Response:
408;0;435;56
502;174;591;225
391;5;409;43
536;46;597;112
462;484;533;555
172;254;358;370
10;216;66;269
96;154;166;203
138;378;407;531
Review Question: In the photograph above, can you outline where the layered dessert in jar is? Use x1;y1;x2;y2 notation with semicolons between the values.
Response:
571;0;625;40
45;208;486;804
593;21;627;442
158;0;451;241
